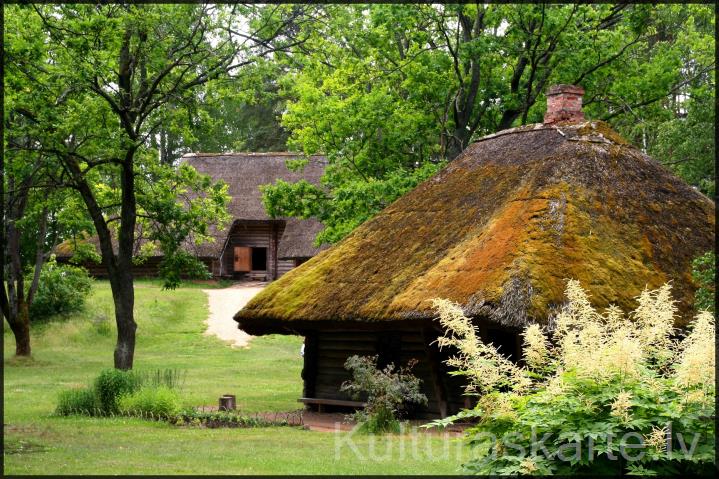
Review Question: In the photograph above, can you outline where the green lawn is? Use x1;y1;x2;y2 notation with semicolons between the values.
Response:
3;280;466;474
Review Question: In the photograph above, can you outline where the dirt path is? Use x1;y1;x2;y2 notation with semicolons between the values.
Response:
202;282;265;348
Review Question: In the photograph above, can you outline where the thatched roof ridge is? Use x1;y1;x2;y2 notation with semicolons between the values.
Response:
235;121;715;334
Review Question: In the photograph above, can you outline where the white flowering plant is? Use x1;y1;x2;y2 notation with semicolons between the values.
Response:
430;280;715;475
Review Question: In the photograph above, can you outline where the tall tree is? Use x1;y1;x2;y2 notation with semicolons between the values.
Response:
262;3;715;245
5;3;313;369
1;153;48;357
151;62;292;165
2;7;85;356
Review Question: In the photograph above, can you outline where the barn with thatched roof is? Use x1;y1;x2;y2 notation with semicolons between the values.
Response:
234;85;715;418
182;152;327;280
56;153;327;280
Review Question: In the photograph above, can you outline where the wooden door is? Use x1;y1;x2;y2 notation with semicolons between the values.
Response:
234;247;251;272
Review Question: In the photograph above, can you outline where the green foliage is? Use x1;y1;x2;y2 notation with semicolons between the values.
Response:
616;6;716;197
55;387;100;416
118;386;181;419
28;259;93;322
263;161;442;245
355;407;401;435
56;367;185;417
93;369;143;415
460;377;715;476
692;251;715;312
171;409;297;428
431;282;716;475
257;4;715;245
341;355;427;434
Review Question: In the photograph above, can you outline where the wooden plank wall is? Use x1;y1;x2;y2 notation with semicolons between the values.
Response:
307;329;467;418
220;221;296;279
219;220;296;280
277;258;295;277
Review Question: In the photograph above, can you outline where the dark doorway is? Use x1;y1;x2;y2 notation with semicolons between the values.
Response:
486;328;519;362
251;247;267;271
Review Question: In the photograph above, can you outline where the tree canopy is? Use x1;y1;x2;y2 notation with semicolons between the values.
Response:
259;3;715;244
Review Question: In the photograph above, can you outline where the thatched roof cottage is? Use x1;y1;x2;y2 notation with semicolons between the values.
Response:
182;153;327;280
235;85;715;418
57;153;327;280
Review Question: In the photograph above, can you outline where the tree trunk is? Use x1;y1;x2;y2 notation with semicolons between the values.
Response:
112;144;138;370
4;179;32;357
497;109;521;131
64;151;139;370
9;301;32;356
446;126;473;161
109;270;136;370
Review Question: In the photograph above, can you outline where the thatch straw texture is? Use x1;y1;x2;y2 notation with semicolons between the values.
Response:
183;153;326;258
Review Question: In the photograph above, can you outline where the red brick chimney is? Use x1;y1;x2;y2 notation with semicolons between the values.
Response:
544;84;585;125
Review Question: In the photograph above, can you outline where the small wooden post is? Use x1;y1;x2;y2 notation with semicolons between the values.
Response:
219;394;236;411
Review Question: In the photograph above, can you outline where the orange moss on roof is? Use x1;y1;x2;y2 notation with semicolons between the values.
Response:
235;122;715;332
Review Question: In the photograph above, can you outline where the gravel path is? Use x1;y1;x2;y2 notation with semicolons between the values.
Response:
202;282;266;348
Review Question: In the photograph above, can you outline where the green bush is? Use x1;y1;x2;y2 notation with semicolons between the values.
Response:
341;355;427;434
29;259;93;321
55;387;99;416
55;368;185;417
692;251;715;312
118;386;181;419
93;368;142;414
431;281;715;475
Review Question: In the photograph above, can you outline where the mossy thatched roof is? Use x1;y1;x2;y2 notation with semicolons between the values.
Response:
235;122;715;334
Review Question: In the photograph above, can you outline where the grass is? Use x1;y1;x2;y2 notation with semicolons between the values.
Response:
3;279;466;474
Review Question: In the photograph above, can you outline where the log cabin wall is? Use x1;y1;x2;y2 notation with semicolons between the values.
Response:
219;220;295;280
303;328;467;419
277;258;296;277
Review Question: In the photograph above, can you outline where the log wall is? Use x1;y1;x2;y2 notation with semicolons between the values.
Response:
303;328;469;418
217;220;296;280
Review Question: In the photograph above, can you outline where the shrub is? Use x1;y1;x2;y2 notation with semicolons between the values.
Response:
692;251;715;312
341;355;427;434
431;281;715;476
93;368;142;414
29;259;92;321
118;386;181;419
55;387;100;416
55;368;185;417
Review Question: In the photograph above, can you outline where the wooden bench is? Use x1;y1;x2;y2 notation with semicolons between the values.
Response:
298;397;366;413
